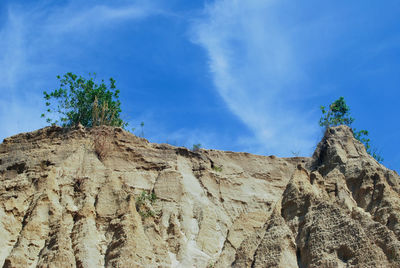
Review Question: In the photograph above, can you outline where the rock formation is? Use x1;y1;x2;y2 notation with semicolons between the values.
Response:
0;125;399;267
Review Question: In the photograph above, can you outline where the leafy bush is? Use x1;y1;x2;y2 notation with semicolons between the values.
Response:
319;97;354;128
41;72;128;128
353;129;384;163
135;191;158;219
192;143;201;152
212;165;223;172
319;97;383;162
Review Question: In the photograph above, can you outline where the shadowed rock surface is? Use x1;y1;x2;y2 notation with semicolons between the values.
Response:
0;125;399;267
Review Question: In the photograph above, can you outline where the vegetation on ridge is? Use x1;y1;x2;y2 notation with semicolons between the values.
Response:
41;72;128;128
319;96;383;163
39;74;384;164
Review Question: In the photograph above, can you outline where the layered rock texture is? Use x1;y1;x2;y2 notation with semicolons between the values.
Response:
0;125;399;267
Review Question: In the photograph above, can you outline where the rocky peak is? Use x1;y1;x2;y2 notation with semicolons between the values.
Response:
313;125;374;174
0;125;399;267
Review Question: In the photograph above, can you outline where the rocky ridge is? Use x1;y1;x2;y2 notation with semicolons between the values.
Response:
0;125;399;267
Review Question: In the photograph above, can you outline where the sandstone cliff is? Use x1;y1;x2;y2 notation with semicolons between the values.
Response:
0;125;399;267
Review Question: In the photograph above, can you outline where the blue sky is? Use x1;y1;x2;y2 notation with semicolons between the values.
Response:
0;0;399;171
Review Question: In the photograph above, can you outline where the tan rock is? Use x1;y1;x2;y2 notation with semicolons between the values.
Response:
0;125;399;267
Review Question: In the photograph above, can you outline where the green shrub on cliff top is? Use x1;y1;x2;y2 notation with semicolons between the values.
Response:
319;97;354;128
41;72;128;128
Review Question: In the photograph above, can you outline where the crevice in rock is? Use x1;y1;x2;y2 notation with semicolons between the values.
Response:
336;244;353;263
103;220;125;267
249;240;262;268
6;162;26;174
70;214;83;268
36;240;48;267
2;259;12;268
20;195;37;229
296;247;304;268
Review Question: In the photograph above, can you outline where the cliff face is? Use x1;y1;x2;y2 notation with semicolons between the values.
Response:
0;125;399;268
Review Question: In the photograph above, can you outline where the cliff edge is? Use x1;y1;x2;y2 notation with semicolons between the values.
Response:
0;125;399;267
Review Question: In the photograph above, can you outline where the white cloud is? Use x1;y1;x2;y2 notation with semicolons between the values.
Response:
43;3;156;34
192;0;321;156
0;9;26;93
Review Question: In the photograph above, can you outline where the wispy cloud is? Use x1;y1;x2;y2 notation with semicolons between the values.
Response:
0;1;157;141
43;3;157;34
192;0;326;156
0;9;26;93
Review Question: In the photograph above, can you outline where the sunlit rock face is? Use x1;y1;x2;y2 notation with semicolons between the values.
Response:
0;125;399;267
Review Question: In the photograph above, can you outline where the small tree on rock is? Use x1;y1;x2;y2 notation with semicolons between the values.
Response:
41;72;128;128
319;97;354;128
319;97;383;163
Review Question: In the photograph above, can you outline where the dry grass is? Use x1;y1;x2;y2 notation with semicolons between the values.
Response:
92;96;115;127
92;128;112;161
91;96;116;161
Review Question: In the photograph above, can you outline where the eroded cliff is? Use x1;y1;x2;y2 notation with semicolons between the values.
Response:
0;125;399;267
